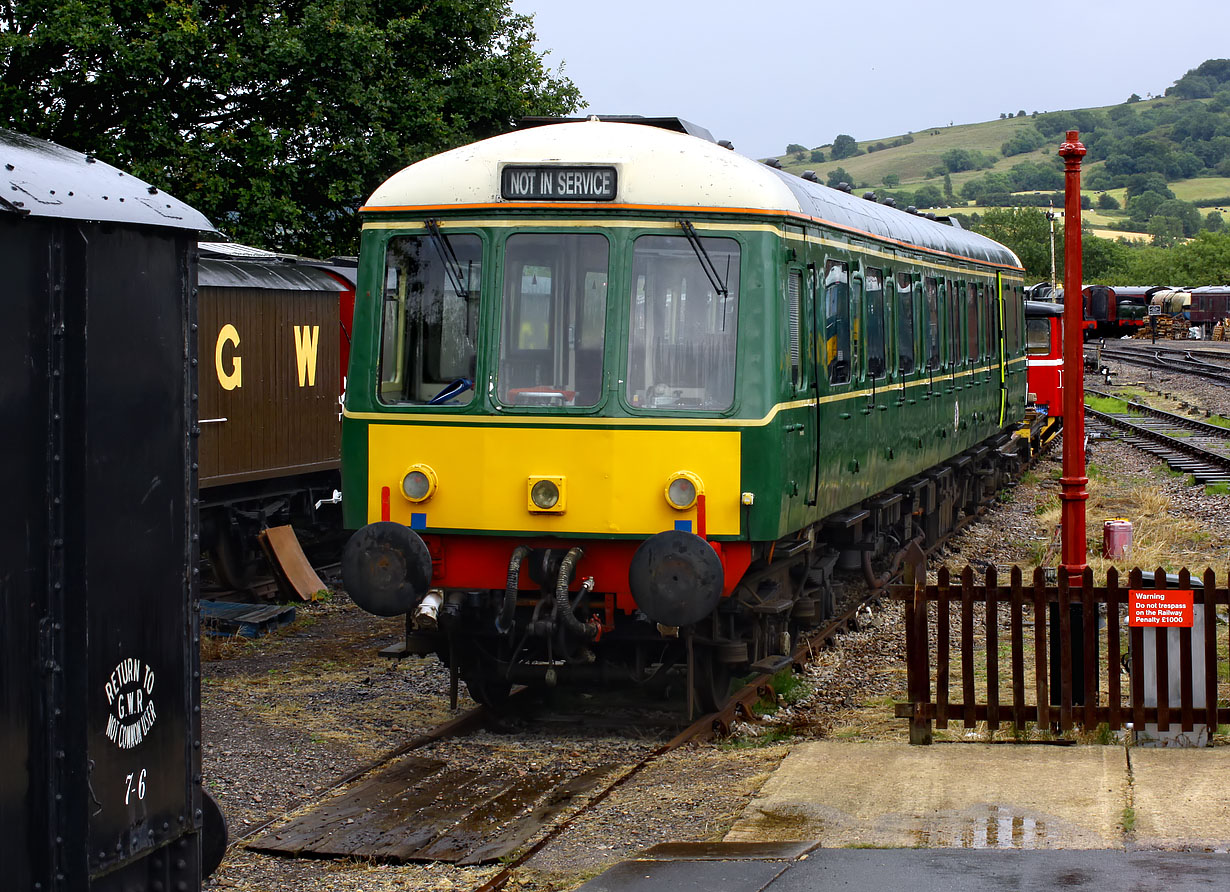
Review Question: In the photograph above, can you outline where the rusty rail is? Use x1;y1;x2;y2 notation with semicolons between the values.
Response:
891;566;1230;743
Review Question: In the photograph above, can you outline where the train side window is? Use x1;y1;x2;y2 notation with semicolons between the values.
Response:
896;272;915;374
967;282;980;361
378;232;483;405
499;232;610;408
1025;318;1051;354
945;279;959;367
625;234;740;410
924;277;940;369
984;282;996;358
824;260;851;384
865;268;886;378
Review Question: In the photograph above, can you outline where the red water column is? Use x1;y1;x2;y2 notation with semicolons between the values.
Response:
1059;130;1088;582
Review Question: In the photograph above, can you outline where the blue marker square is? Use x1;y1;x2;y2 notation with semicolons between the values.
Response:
674;520;693;533
410;513;427;530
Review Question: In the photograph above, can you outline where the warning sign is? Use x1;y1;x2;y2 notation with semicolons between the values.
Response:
1128;589;1194;627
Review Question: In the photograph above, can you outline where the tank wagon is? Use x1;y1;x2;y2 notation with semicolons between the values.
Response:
340;118;1028;709
1;128;224;890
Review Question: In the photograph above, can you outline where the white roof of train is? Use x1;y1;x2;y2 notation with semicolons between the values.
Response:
364;120;1021;270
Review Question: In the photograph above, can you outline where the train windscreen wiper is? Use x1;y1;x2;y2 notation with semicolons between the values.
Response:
425;218;470;302
678;220;731;328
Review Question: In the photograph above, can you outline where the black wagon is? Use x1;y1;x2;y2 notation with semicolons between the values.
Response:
1;129;223;890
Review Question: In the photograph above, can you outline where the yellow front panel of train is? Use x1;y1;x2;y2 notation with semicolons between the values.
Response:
367;424;742;536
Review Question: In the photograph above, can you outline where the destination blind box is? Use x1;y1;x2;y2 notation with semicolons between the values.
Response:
501;165;618;201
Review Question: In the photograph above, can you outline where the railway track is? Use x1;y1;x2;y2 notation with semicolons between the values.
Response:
1085;388;1230;484
1098;343;1230;386
220;488;1001;890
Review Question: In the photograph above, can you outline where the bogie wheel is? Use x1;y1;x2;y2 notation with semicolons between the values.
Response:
692;645;734;714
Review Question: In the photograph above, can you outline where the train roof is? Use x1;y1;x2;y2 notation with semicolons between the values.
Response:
1190;285;1230;295
199;257;345;292
1;127;213;231
1025;300;1064;317
364;120;1021;270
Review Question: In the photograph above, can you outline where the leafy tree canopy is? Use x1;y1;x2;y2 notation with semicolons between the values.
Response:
0;0;582;255
831;133;859;160
973;207;1059;281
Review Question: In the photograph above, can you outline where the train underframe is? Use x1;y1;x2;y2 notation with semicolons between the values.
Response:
382;430;1029;713
201;470;343;589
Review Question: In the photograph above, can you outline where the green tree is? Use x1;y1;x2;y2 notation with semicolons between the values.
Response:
1147;216;1184;247
912;184;944;208
786;143;807;155
882;172;900;188
826;167;852;188
0;0;581;256
1206;210;1225;232
809;149;825;163
1096;193;1121;210
973;207;1059;281
831;134;859;159
943;172;954;200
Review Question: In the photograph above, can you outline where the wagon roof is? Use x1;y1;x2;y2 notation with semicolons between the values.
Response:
199;257;345;292
364;120;1021;270
1;127;213;231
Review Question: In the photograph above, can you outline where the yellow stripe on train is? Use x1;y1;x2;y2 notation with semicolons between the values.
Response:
367;424;743;536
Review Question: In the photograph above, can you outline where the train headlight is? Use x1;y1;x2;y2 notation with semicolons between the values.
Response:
665;471;702;510
401;464;437;502
528;476;566;513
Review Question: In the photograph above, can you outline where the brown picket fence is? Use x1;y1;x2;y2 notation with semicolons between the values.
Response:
889;566;1230;744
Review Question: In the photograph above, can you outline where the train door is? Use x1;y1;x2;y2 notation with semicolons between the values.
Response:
784;255;817;518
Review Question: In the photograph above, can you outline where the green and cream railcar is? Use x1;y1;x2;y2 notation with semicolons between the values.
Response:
341;118;1026;709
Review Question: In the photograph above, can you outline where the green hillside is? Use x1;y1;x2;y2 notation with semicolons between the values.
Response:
768;59;1230;245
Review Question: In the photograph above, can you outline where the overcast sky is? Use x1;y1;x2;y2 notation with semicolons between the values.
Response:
511;0;1230;160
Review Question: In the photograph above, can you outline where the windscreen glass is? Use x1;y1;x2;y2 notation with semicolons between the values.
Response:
626;235;740;410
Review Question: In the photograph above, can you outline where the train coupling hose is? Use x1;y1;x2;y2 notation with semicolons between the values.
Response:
496;545;531;635
555;547;599;640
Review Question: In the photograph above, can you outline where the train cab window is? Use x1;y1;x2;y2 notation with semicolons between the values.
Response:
378;232;483;405
967;283;980;361
823;260;851;385
625;234;740;410
865;268;886;378
498;233;609;408
984;283;996;357
896;272;915;374
1026;318;1052;355
924;277;940;369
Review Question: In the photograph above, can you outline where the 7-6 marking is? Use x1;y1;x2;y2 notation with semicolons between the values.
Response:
125;768;147;805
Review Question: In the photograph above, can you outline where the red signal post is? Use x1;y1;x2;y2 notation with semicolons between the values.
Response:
1059;131;1088;583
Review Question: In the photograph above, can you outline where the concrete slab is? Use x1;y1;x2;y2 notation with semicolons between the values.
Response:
724;741;1129;849
575;859;787;892
639;841;819;861
578;851;1230;892
1130;748;1230;851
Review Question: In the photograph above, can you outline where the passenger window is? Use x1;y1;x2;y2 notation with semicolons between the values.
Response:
824;260;851;384
866;268;886;378
946;279;959;367
967;282;980;361
924;277;940;369
896;272;915;374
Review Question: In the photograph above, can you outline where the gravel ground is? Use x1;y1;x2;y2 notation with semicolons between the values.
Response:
203;369;1230;892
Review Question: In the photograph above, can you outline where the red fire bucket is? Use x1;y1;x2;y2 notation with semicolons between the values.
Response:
1102;519;1133;559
